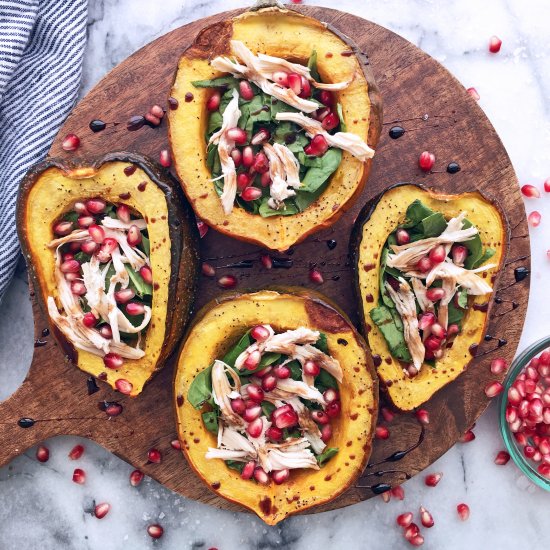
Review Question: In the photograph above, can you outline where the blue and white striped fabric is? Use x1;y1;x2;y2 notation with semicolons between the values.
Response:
0;0;88;304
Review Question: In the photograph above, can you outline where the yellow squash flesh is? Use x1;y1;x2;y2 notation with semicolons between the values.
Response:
353;184;507;411
169;6;382;251
174;289;378;524
18;155;198;396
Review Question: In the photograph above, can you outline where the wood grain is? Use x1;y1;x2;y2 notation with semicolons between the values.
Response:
0;6;530;516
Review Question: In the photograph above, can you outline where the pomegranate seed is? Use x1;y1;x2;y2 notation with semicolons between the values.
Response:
409;535;425;547
506;405;518;424
538;464;550;478
489;35;502;53
243;406;262;422
86;198;106;214
528;211;541;227
148;448;162;464
60;259;80;274
88;224;105;244
62;133;80;151
115;378;133;394
237;172;251;191
115;204;131;224
319;90;334;106
309;410;329;425
426;287;445;302
74;201;89;215
272;70;289;86
135;266;152;287
460;429;476;443
230;398;246;415
262;374;277;392
456;503;470;521
380;490;391;503
147;524;164;539
467;87;480;100
198;263;215;279
251;129;270;146
127;224;142;246
391;485;404;500
159;149;171;167
404;523;420;540
247;383;264;403
304;134;329;156
375;426;390;439
94;502;110;519
326;401;341;418
485;381;504;398
322;112;339;131
514;432;529;445
250;325;270;342
273;364;290;379
196;218;208;238
272;404;298;429
303;360;321;376
241;186;262;201
521;184;540;198
298;76;311;99
425;335;442;352
247;417;264;438
260;172;271;187
68;444;84;460
71;281;87;296
114;288;135;304
145;113;161;126
451;244;468;265
241;460;256;480
544;408;550;424
54;221;74;236
104;353;123;369
428;245;446;264
324;388;339;403
490;357;507;375
396;229;410;245
416;256;433;273
287;73;302;95
508;386;522;405
77;216;94;229
418;312;436;331
229;148;243;168
218;274;237;289
72;468;86;484
494;450;511;465
419;506;434;528
415;409;430;425
206;91;220;111
130;469;144;486
272;469;290;484
314;107;331;122
239;80;255;100
36;445;49;463
252;151;270;173
253;466;270;485
81;239;98;254
430;323;446;339
397;512;413;528
126;302;145;316
227;127;247;144
242;146;254;167
418;151;435;171
425;472;442;487
82;312;98;328
381;407;395;422
448;324;460;338
309;268;324;284
98;325;113;339
244;351;262;372
266;426;283;442
320;424;332;442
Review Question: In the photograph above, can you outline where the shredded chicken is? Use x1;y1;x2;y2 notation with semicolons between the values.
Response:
438;277;458;329
205;424;255;461
425;261;496;296
262;438;319;471
287;397;326;454
263;143;296;209
47;230;89;248
385;278;425;370
267;378;326;405
272;142;301;189
208;89;241;214
275;111;374;161
411;277;432;313
101;217;147;231
211;360;245;428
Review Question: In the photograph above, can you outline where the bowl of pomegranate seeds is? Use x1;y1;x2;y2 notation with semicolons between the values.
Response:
499;337;550;490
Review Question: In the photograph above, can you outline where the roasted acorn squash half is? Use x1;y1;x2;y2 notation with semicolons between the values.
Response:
351;184;508;411
168;5;382;251
174;289;378;525
17;152;199;396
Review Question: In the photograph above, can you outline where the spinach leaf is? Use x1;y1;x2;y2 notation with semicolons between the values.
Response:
259;199;299;218
287;360;302;381
283;428;302;439
241;352;282;376
300;148;342;193
336;103;347;131
192;76;239;88
402;200;435;227
461;219;492;269
307;50;320;82
74;251;91;264
420;212;447;237
270;96;299;118
225;460;245;473
140;235;150;257
202;411;219;434
293;182;329;212
261;401;276;417
317;447;338;466
457;287;468;309
370;305;412;362
315;369;338;392
206;110;223;138
63;211;79;223
379;248;396;309
188;365;213;409
126;263;153;297
223;331;253;367
447;301;465;326
314;332;329;354
471;248;496;269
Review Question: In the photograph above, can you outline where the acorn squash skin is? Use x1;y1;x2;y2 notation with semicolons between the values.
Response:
168;6;382;252
17;152;200;396
351;183;509;411
174;288;378;525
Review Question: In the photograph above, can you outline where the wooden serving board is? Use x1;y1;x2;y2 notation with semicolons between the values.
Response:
0;6;530;515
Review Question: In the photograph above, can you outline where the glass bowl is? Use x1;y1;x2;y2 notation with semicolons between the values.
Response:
499;336;550;491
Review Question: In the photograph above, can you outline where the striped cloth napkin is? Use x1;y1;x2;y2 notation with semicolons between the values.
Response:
0;0;88;304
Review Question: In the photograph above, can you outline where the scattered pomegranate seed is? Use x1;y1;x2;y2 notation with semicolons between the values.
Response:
322;112;339;131
239;80;255;100
60;259;80;273
521;184;540;198
396;229;410;245
380;490;391;503
494;450;510;465
326;401;341;418
231;398;246;415
36;445;49;463
251;325;271;342
81;239;99;254
375;426;390;439
485;381;504;398
272;70;289;86
251;129;270;146
54;221;74;236
415;409;430;425
544;178;550;193
74;201;89;215
448;324;460;337
148;448;162;464
218;274;237;289
244;351;262;372
418;312;436;331
94;502;110;519
69;444;84;460
150;105;164;119
98;325;113;339
299;76;311;99
159;149;171;167
103;402;123;417
419;506;434;528
145;113;161;126
397;512;414;528
206;91;221;111
304;134;329;156
425;472;442;487
243;405;262;422
130;469;144;486
319;90;334;106
467;87;480;100
404;523;420;541
381;406;395;422
88;224;105;244
272;404;299;429
170;439;181;451
266;426;283;442
272;469;290;484
230;148;242;168
391;485;404;500
114;288;135;304
287;72;302;95
489;35;502;53
261;374;277;392
127;224;142;246
303;360;321;376
241;186;262;201
416;256;433;273
227;127;248;144
62;133;80;151
418;151;435;172
409;535;425;547
254;466;270;485
72;468;86;484
241;461;256;480
429;245;446;264
82;312;98;328
528;211;541;227
426;287;445;302
115;378;133;395
309;268;324;284
457;503;470;521
460;429;476;443
147;524;164;539
247;383;264;402
71;281;87;296
490;357;507;375
242;146;254;167
260;172;271;187
320;424;332;443
196;219;208;238
311;410;329;425
323;388;339;403
273;364;290;379
237;173;251;191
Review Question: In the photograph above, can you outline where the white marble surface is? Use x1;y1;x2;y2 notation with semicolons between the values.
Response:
1;0;550;548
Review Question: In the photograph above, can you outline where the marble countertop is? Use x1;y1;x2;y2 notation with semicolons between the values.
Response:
1;0;549;548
